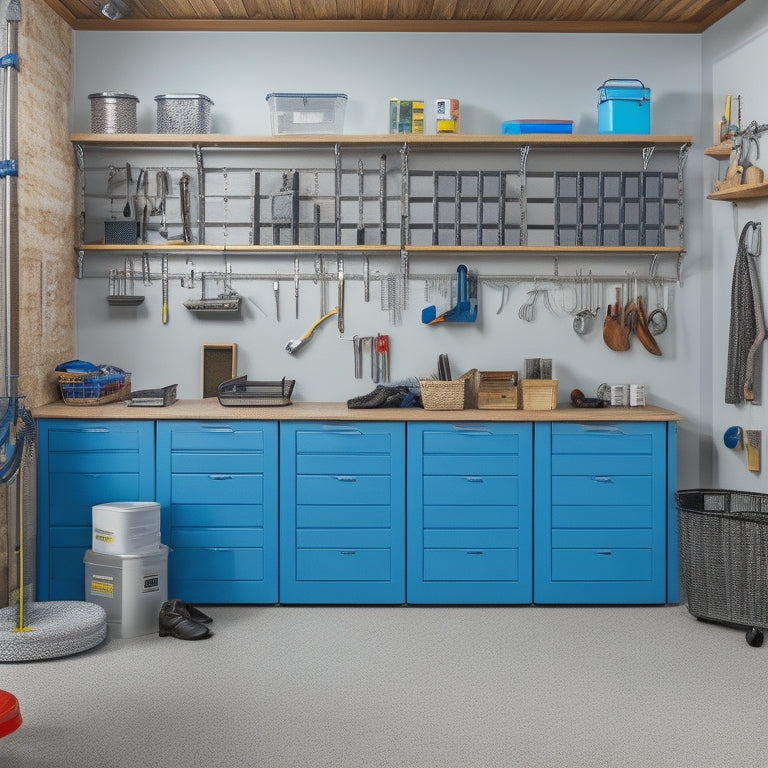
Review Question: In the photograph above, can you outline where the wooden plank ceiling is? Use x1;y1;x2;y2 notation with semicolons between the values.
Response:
41;0;748;33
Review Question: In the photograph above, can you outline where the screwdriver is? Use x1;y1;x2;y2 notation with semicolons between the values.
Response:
376;333;389;383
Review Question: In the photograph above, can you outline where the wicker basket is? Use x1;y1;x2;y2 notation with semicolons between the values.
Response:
521;379;558;410
58;370;131;406
676;489;768;630
478;371;519;409
419;369;477;410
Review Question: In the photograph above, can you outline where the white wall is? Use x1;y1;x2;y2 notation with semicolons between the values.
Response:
701;0;768;491
72;30;706;487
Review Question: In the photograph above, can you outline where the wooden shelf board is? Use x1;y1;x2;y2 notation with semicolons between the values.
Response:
77;243;684;255
707;182;768;201
71;133;695;150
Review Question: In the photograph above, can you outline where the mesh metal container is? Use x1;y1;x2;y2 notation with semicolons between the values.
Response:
88;92;138;133
676;489;768;630
155;93;213;133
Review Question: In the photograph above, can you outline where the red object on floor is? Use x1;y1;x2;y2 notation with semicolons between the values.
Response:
0;690;21;737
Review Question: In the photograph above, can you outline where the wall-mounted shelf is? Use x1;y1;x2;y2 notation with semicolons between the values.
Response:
707;182;768;201
704;142;734;160
71;133;694;150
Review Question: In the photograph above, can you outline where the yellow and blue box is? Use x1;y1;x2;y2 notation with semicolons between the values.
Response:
389;99;424;134
597;79;650;134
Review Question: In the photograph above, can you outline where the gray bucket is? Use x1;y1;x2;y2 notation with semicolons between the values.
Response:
89;92;139;133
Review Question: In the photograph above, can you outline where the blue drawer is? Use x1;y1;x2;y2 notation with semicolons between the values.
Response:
171;547;264;581
170;527;264;548
49;473;146;525
551;548;653;582
47;423;147;452
171;452;265;473
296;475;390;505
552;504;653;529
296;428;393;454
424;475;519;506
296;548;391;582
422;430;522;455
424;548;519;582
168;578;272;604
297;529;393;548
171;503;264;528
424;529;519;548
296;504;391;528
169;425;266;452
551;475;652;506
423;454;519;476
170;473;263;504
297;454;391;475
424;505;519;529
48;452;144;473
551;454;653;475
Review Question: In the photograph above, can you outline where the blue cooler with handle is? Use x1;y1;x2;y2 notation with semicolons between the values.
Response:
597;78;650;134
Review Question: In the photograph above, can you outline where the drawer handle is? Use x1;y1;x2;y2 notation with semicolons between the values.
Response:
79;428;109;433
467;551;484;555
596;551;613;556
335;476;357;482
321;425;362;435
339;550;356;555
209;474;233;481
451;425;492;434
591;476;614;484
465;477;484;483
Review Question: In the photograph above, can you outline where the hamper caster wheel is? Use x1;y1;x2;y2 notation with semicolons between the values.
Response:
746;627;764;647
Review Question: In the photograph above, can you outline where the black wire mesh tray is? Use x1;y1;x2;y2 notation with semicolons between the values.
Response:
217;375;295;407
125;384;178;407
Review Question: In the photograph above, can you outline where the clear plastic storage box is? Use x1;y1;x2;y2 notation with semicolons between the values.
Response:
266;93;347;135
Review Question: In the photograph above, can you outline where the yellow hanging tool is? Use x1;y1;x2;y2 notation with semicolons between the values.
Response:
285;307;339;355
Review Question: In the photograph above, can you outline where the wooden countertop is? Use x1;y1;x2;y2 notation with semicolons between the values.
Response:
32;399;682;422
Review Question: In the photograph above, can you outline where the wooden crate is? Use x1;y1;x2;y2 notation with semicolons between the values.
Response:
477;371;519;409
521;379;558;410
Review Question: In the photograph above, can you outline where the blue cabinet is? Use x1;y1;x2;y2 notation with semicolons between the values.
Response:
406;423;533;604
36;419;156;600
533;421;675;604
279;422;406;604
156;421;278;603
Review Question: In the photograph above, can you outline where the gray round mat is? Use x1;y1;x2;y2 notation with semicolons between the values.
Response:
0;601;107;662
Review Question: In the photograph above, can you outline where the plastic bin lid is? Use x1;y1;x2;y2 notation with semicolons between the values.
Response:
265;92;348;100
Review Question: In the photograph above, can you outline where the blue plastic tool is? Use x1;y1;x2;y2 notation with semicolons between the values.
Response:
421;264;478;324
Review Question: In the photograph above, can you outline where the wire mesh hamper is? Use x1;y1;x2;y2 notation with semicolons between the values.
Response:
676;489;768;646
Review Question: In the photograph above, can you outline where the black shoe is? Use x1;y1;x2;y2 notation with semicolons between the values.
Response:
159;600;212;640
162;598;213;624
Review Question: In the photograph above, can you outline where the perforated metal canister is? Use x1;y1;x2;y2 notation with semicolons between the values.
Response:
154;93;213;133
88;92;139;133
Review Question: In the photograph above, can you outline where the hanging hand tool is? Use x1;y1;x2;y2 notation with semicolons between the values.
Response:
285;307;339;355
123;162;132;217
157;169;170;239
161;254;169;324
179;173;192;243
337;256;345;333
251;170;260;245
293;256;300;319
357;159;365;245
379;153;387;245
273;279;280;321
363;255;370;302
376;334;390;382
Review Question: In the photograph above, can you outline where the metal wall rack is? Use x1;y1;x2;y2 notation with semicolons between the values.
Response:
72;133;693;307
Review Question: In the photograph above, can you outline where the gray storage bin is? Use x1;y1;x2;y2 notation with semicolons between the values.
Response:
155;93;213;133
676;489;768;633
89;92;138;133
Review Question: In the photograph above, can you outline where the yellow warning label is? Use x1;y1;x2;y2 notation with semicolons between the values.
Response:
94;529;115;543
90;580;114;597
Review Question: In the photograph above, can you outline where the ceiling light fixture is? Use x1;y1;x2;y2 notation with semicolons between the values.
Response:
101;0;129;20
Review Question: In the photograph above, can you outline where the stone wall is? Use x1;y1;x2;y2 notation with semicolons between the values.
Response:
2;0;74;605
